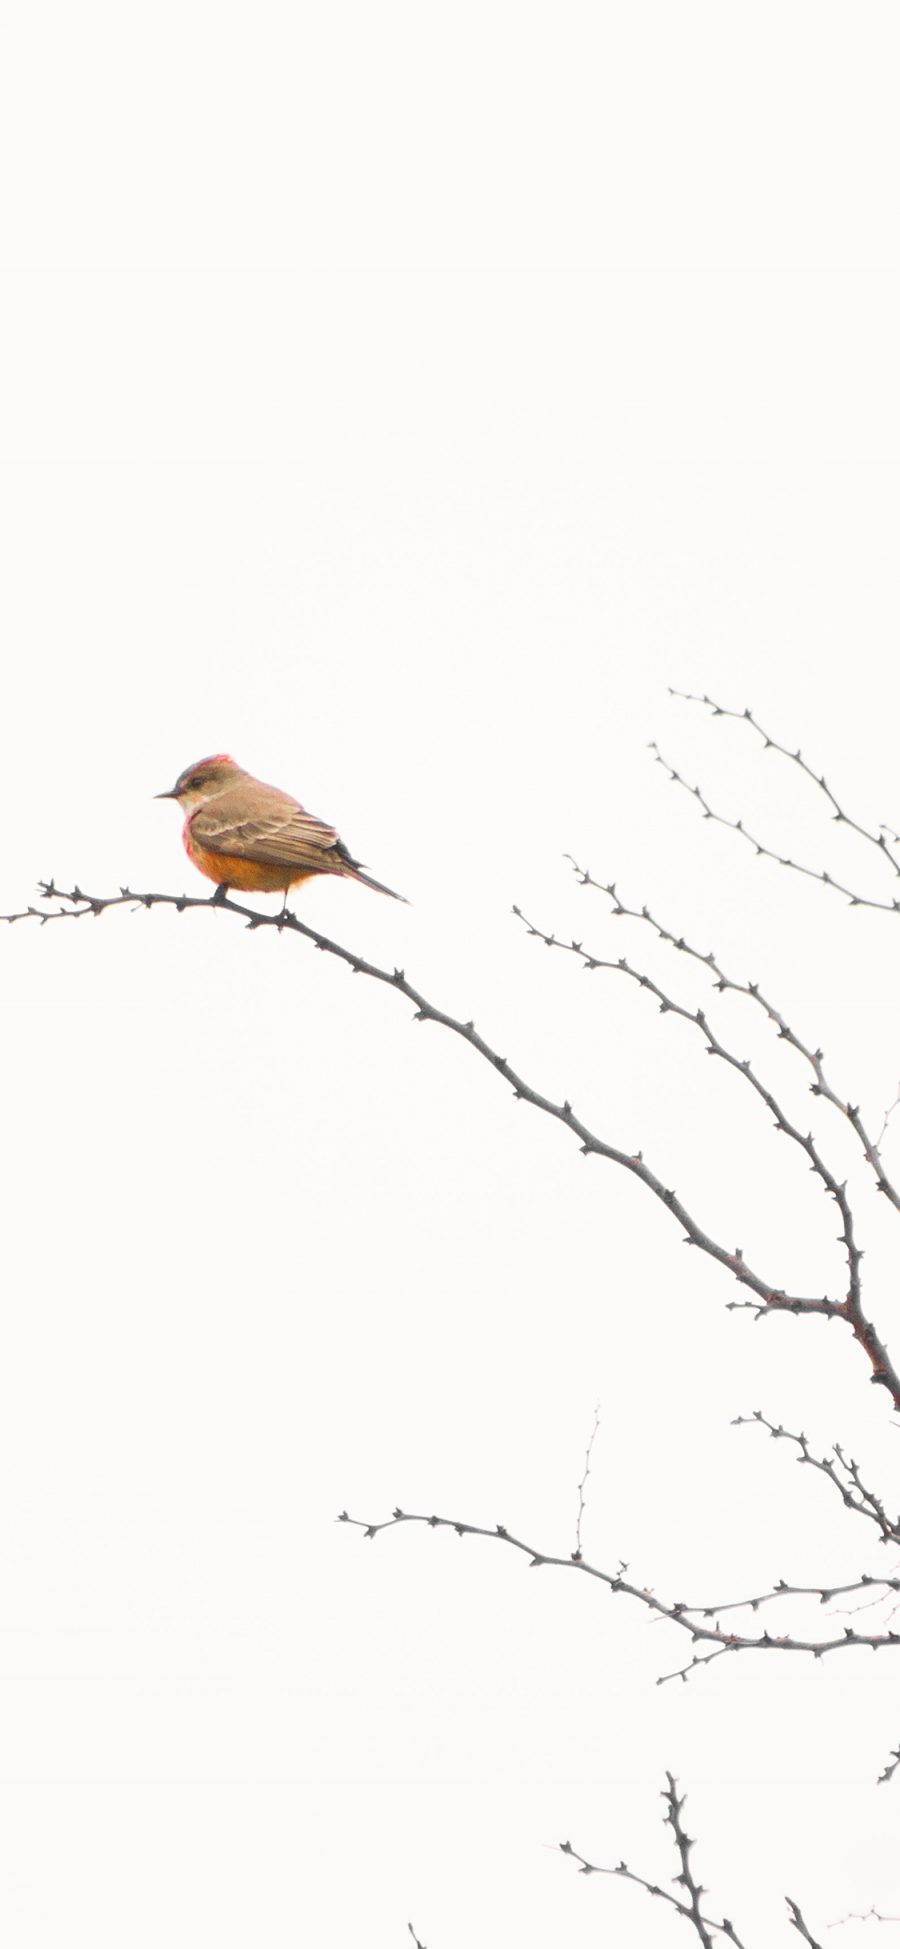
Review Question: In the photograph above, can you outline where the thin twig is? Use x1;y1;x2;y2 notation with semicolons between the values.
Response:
875;1085;900;1160
650;689;900;916
514;895;875;1341
671;691;900;873
828;1906;900;1926
573;1403;602;1559
545;864;900;1217
677;1573;900;1622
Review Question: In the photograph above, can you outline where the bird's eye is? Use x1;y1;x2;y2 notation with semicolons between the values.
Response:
190;775;206;789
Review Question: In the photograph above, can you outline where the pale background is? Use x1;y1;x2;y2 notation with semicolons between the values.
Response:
2;3;900;1943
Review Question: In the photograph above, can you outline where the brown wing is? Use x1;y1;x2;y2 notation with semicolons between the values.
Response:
191;788;351;875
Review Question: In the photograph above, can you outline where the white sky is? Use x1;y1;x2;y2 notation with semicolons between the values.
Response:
2;3;900;1943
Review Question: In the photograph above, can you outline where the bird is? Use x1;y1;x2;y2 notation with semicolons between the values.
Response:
156;754;407;904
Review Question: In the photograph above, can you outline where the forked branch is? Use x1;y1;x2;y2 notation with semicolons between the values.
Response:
6;879;899;1409
525;862;900;1217
336;1501;900;1690
561;1772;823;1945
651;690;900;915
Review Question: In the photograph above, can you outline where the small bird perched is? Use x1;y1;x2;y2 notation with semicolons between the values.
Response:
156;755;407;903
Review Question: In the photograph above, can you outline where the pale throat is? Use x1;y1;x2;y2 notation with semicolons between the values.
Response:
178;785;228;815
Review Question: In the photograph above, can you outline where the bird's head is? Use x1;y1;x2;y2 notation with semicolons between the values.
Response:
155;754;243;811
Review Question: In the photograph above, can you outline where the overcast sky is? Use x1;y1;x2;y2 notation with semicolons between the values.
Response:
3;4;900;1944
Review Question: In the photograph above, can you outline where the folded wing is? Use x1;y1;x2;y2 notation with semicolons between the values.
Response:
191;797;355;874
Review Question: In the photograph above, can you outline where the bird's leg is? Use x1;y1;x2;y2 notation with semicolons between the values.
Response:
211;883;230;905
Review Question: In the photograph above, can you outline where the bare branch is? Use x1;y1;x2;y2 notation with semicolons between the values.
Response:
733;1414;900;1547
664;689;900;901
336;1508;900;1682
650;743;900;916
514;894;880;1331
787;1896;825;1947
517;874;900;1399
664;1774;720;1949
875;1085;900;1162
564;1771;829;1943
407;1926;428;1948
677;1573;900;1622
547;863;900;1217
828;1907;900;1926
11;881;898;1403
561;1774;749;1945
573;1402;602;1560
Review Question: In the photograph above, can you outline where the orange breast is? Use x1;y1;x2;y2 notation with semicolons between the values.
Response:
183;828;319;892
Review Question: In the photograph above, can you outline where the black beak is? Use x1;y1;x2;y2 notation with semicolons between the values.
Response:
154;787;180;801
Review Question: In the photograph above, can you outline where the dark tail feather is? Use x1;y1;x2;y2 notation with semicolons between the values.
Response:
352;866;409;903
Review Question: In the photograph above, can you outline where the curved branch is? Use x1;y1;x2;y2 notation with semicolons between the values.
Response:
733;1414;900;1547
549;863;900;1217
650;687;900;919
336;1507;900;1679
513;897;874;1319
669;690;900;884
6;879;900;1408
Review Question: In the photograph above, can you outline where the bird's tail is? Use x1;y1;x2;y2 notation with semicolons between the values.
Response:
351;866;409;903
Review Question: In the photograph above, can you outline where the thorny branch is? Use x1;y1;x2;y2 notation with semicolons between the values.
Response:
514;888;872;1365
520;862;900;1218
651;690;900;917
336;1503;900;1686
560;1776;733;1948
515;858;900;1399
340;1393;900;1780
787;1898;826;1947
6;879;900;1411
733;1413;900;1549
7;719;900;1932
562;1772;823;1946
